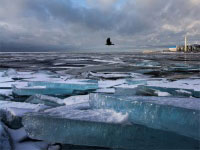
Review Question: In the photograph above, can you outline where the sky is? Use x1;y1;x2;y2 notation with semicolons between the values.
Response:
0;0;200;52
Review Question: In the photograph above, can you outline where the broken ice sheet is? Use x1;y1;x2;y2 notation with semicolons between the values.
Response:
12;85;74;96
143;80;200;98
114;84;166;96
89;93;200;140
0;101;48;129
22;105;199;149
147;79;200;91
63;95;89;106
12;79;98;96
26;94;90;107
26;94;65;107
114;84;139;96
120;78;200;98
27;79;98;91
98;79;126;88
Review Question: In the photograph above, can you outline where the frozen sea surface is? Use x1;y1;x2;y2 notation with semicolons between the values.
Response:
0;52;200;150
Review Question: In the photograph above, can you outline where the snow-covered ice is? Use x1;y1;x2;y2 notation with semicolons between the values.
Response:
0;101;48;129
63;95;89;106
90;93;200;140
26;94;65;107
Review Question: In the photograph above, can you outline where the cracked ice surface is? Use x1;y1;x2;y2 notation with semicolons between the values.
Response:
0;53;200;149
147;79;200;91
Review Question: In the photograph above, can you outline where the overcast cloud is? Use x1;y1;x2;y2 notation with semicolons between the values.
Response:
0;0;199;51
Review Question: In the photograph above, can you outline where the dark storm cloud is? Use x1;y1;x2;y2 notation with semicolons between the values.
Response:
0;0;200;51
25;0;122;31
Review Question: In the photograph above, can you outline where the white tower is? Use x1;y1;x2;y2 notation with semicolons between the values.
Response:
185;36;187;52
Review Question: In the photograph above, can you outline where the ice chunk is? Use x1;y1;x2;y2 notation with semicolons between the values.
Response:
2;68;18;77
26;94;65;107
117;79;171;96
13;80;98;96
22;107;199;149
0;101;48;129
154;90;171;96
114;85;138;96
28;80;98;91
26;94;90;107
147;79;200;97
0;122;12;150
145;85;199;97
89;94;200;140
63;95;89;106
12;85;74;96
114;85;158;96
98;79;126;88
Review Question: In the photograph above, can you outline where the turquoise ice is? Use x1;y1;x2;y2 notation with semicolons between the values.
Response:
89;93;200;140
28;81;98;91
12;85;73;96
12;80;98;96
22;105;199;149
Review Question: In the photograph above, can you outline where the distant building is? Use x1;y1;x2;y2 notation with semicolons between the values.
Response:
177;44;200;52
168;46;177;52
165;36;200;53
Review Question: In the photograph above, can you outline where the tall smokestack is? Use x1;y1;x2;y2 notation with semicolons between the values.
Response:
185;36;187;52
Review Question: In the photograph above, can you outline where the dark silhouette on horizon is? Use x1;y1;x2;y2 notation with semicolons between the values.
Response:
106;38;114;46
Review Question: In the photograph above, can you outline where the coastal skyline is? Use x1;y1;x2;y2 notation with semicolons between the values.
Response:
0;0;200;51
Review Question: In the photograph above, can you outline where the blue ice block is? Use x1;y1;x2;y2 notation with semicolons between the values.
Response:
28;81;98;91
22;106;199;150
89;93;200;140
12;85;73;96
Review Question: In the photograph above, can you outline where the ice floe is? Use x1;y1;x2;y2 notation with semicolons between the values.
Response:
0;101;48;129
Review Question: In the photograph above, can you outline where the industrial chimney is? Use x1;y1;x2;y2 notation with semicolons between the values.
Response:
185;36;187;52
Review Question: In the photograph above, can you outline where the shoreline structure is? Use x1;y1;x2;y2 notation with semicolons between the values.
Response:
164;36;200;53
